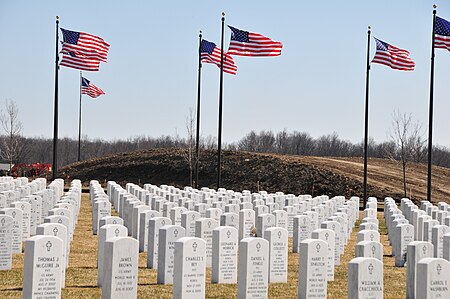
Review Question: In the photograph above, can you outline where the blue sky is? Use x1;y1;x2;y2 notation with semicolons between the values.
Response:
1;0;450;147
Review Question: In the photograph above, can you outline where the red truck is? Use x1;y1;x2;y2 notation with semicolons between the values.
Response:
10;163;52;177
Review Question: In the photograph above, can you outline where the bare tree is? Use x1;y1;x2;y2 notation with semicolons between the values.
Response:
179;108;196;187
0;100;23;171
387;110;426;197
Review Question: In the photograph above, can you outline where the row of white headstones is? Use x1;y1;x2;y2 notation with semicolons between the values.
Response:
383;197;450;299
0;176;81;299
92;180;401;299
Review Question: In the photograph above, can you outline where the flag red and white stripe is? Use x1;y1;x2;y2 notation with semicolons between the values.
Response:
227;25;282;57
60;53;101;71
434;16;450;51
201;39;237;75
61;28;110;62
81;77;105;98
372;37;415;71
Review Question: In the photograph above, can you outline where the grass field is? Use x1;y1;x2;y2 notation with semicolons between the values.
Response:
0;193;406;298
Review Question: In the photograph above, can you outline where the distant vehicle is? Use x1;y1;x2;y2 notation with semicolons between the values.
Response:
10;163;52;177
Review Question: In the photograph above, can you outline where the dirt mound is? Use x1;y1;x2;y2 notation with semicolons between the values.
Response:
59;148;450;203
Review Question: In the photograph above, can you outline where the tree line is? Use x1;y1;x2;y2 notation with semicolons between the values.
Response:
1;129;447;169
1;100;449;172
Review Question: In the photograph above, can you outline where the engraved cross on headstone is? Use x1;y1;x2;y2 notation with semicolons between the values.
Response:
53;227;59;236
192;242;197;252
368;263;374;275
437;264;442;275
325;232;329;240
46;241;52;252
316;243;321;253
278;230;282;239
227;230;231;239
174;229;179;238
115;228;120;237
422;245;427;255
256;242;261;252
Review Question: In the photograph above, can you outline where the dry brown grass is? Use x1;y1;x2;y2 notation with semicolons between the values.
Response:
0;194;407;298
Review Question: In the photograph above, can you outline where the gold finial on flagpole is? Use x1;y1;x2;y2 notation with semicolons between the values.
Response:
222;12;225;17
433;4;437;9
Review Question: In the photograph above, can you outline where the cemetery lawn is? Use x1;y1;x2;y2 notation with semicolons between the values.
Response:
0;193;407;298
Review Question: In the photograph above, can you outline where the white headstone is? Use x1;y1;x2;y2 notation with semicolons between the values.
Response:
237;238;269;299
256;213;275;237
312;228;336;281
147;217;172;269
102;237;139;299
181;211;201;238
97;224;128;287
22;235;63;299
11;201;31;239
0;208;22;253
444;233;450;262
238;209;255;241
394;224;414;267
348;257;383;299
416;258;450;299
264;227;288;283
432;225;450;258
355;241;383;261
406;241;434;299
0;215;13;270
298;239;328;299
195;218;218;267
220;212;239;229
36;223;68;287
212;226;238;284
293;215;311;253
173;237;207;299
138;210;160;252
157;225;186;284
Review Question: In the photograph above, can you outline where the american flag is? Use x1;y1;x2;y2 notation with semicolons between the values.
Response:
81;77;105;98
434;16;450;51
371;38;415;71
227;25;282;57
60;52;101;71
201;39;237;75
61;28;110;62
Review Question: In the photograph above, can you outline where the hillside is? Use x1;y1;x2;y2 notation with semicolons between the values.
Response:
59;148;450;203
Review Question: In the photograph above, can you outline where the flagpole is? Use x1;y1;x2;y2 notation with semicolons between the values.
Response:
427;5;437;203
363;26;371;208
195;31;202;189
217;12;225;189
52;16;60;180
78;71;82;162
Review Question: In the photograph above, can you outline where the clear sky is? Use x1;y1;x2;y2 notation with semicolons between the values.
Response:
1;0;450;147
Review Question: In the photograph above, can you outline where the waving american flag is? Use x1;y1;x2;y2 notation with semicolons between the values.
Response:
371;38;415;71
201;39;237;75
227;25;282;57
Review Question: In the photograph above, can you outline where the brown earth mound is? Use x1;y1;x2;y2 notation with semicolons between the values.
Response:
59;148;450;204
